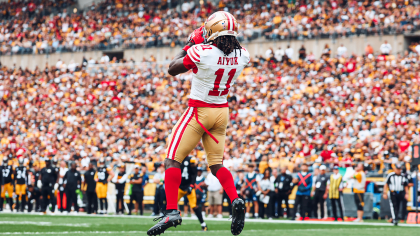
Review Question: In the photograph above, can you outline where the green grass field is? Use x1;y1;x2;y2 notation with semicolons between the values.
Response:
0;213;419;236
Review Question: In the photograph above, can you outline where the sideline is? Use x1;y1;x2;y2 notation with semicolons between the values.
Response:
1;212;420;227
0;228;407;235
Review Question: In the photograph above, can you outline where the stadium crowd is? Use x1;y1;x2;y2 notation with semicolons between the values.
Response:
0;34;420;219
1;0;420;55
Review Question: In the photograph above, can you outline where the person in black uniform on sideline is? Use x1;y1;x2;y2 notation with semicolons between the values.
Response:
27;184;41;212
129;165;143;215
83;162;97;214
28;164;41;212
39;159;58;214
63;162;82;213
383;164;409;226
178;156;207;231
274;167;293;218
113;164;128;215
312;165;329;219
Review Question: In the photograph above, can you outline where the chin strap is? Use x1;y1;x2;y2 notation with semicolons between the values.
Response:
193;107;219;144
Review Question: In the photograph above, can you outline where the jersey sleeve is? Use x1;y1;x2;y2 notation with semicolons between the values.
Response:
184;45;203;72
183;54;197;71
187;45;202;64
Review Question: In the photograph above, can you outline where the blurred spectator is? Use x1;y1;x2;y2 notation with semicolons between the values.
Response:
365;44;374;56
337;44;347;58
152;164;165;216
205;172;223;218
293;164;312;220
298;45;306;60
259;169;274;219
285;45;293;59
128;166;144;215
274;167;293;218
380;40;392;55
352;163;366;222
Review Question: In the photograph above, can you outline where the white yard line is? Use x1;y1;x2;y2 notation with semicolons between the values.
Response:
2;212;420;227
0;221;90;227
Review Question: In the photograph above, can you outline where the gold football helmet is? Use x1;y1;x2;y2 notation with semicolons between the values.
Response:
204;11;238;41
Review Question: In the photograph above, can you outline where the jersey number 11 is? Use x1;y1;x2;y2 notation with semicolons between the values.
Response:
208;68;236;96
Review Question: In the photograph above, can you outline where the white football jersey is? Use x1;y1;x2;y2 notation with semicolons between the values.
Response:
185;44;250;105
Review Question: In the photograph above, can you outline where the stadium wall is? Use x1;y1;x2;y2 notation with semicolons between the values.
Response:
78;0;102;9
0;34;404;70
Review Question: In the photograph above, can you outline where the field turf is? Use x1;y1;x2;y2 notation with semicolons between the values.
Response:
0;213;419;236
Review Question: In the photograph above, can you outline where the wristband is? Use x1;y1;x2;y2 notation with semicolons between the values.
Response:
183;45;191;52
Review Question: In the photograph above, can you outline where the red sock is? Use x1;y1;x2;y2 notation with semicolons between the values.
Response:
216;167;239;203
165;167;182;210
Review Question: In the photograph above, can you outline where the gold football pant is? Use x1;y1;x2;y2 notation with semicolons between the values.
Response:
15;184;26;200
178;188;197;209
1;183;13;198
166;107;228;166
96;182;108;199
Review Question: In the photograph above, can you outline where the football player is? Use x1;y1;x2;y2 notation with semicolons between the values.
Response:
178;157;207;231
1;156;14;212
148;11;248;236
15;158;28;212
95;158;114;214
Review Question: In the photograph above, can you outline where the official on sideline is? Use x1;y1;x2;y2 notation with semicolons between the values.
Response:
383;164;409;226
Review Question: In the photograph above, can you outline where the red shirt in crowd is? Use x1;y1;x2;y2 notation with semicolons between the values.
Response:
398;140;410;152
320;150;334;161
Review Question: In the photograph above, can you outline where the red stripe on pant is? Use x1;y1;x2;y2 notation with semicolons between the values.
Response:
167;108;190;159
171;110;194;158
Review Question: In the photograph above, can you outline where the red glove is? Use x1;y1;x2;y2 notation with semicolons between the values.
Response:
183;26;206;51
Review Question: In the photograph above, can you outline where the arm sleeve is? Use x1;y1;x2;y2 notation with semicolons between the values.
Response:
111;173;118;183
119;173;129;183
183;54;198;71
